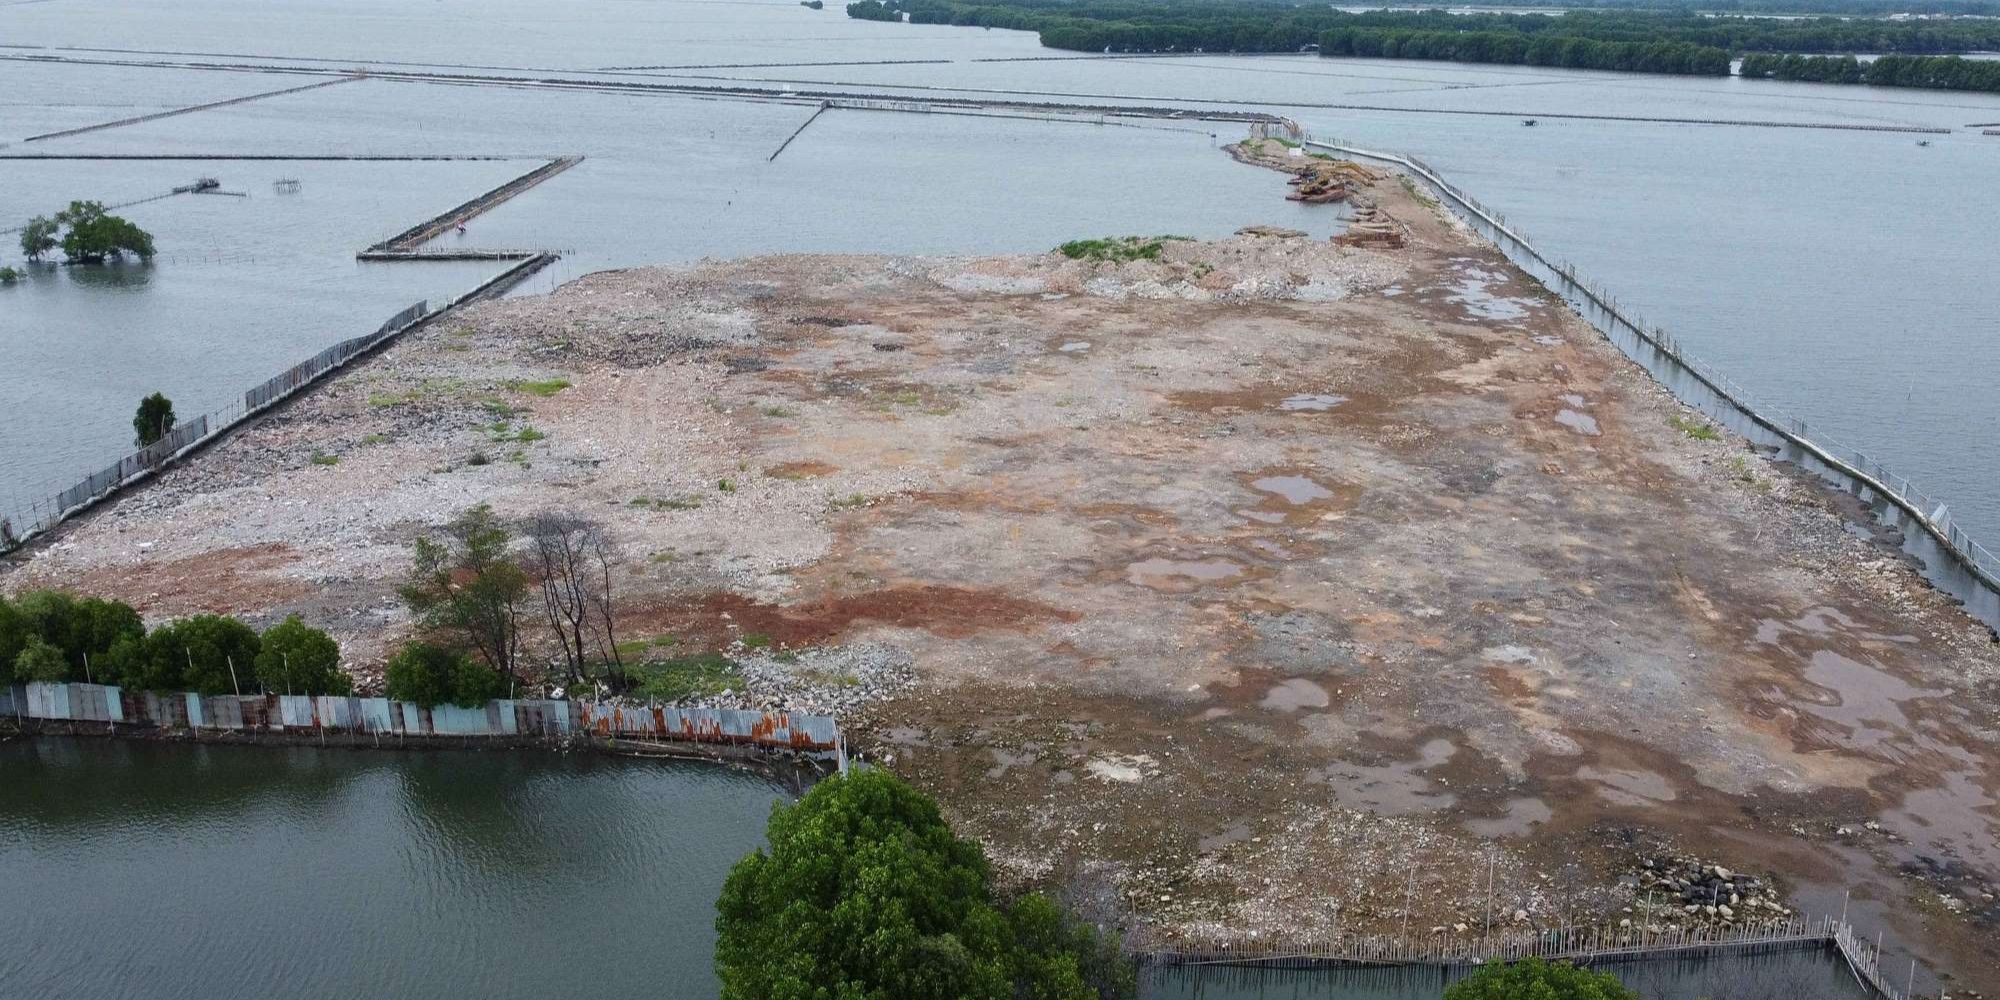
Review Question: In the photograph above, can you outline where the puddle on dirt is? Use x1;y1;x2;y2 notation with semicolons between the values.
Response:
879;726;929;746
1481;645;1537;665
1198;823;1254;853
1555;408;1601;436
1251;475;1335;505
1308;738;1460;815
1278;393;1347;412
1442;262;1534;322
1464;796;1554;838
1532;334;1563;346
1577;765;1679;807
1127;557;1245;588
1058;341;1091;353
1087;753;1156;784
987;747;1037;778
1261;678;1331;712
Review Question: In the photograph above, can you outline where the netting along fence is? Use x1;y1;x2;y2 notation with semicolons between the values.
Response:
1302;135;2000;620
0;299;429;552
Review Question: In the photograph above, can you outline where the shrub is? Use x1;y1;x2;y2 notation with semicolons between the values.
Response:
1444;958;1638;1000
716;768;1135;1000
384;642;505;707
1055;235;1185;263
18;216;57;260
140;615;261;694
133;392;176;447
53;201;155;263
14;637;69;683
0;265;20;283
255;616;353;696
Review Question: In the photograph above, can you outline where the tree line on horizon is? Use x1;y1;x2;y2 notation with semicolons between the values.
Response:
1741;50;2000;89
845;0;2000;89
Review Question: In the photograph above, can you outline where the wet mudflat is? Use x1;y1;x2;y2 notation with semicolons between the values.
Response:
0;738;794;1000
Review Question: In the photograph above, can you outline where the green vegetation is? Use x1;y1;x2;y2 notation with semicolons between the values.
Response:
716;768;1136;1000
830;493;874;510
141;615;262;695
740;632;773;649
631;650;742;701
630;495;703;510
133;392;176;448
1669;412;1722;441
1742;52;2000;92
512;426;547;443
400;504;531;684
254;615;354;696
1443;958;1638;1000
717;478;736;493
1057;235;1184;262
18;201;156;264
383;641;506;708
17;216;58;261
507;377;572;397
309;451;339;466
0;266;20;283
845;0;2000;81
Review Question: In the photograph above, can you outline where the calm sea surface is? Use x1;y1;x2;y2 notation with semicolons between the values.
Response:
0;739;795;1000
2;0;1996;540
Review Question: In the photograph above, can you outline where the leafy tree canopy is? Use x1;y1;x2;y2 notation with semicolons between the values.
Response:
255;615;353;696
1444;958;1640;1000
134;393;177;448
716;768;1134;1000
141;614;260;695
384;642;505;708
52;201;155;263
18;216;58;261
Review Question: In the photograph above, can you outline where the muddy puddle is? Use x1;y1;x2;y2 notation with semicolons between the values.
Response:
1261;678;1331;712
1128;556;1245;589
1279;393;1347;412
1307;738;1460;815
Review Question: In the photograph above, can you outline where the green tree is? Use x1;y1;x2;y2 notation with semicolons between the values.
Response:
14;637;69;683
716;768;1133;1000
1444;958;1639;1000
134;392;176;448
255;615;353;696
400;504;529;683
0;598;27;672
53;201;155;263
140;615;260;694
384;642;504;707
18;215;57;261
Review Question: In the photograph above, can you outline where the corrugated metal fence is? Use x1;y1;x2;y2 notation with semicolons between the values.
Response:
0;681;838;752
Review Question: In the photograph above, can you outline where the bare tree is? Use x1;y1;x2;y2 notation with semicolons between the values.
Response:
400;504;528;683
526;513;623;688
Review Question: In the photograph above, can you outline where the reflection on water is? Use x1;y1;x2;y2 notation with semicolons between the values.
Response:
1141;947;1869;1000
0;738;793;1000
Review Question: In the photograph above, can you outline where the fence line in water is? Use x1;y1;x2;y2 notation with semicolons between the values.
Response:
0;253;556;554
1;680;839;753
1136;910;1911;998
1293;132;2000;626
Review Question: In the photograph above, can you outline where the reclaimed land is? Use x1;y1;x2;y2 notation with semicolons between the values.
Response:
5;166;1999;990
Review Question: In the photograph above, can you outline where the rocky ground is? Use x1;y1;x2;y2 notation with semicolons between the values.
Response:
7;155;2000;994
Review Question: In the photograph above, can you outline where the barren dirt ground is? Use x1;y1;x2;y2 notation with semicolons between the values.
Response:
8;163;1999;991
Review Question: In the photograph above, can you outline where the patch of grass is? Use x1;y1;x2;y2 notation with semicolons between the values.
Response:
630;652;741;702
1669;413;1722;442
741;632;773;650
829;493;873;510
514;426;547;443
1399;175;1440;209
309;451;339;466
1056;235;1189;263
480;398;520;419
508;377;572;397
368;392;412;408
360;433;388;446
615;634;680;660
716;478;736;493
760;404;795;418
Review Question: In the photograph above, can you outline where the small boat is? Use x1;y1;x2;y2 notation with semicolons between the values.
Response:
1917;140;1931;147
1522;118;1538;127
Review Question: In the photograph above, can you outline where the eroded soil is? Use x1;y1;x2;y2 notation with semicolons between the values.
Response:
8;166;1999;991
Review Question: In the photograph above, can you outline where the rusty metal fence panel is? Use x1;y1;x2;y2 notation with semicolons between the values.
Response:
5;679;839;752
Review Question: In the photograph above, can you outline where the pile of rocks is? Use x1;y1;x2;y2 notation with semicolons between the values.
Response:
1625;856;1793;927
